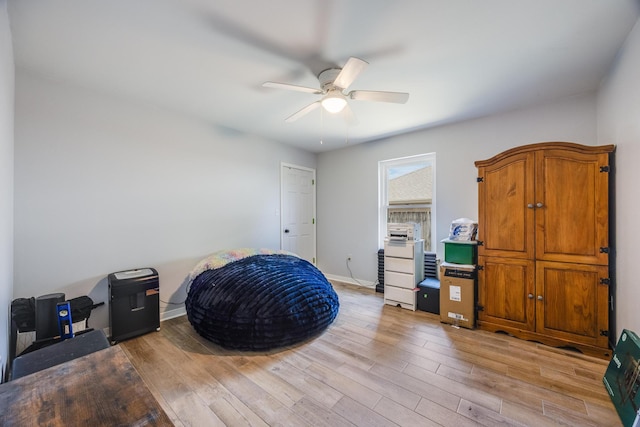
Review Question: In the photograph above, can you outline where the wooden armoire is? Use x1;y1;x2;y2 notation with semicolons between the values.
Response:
475;142;614;358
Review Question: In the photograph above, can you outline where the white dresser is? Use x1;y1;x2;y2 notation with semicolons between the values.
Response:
384;240;424;311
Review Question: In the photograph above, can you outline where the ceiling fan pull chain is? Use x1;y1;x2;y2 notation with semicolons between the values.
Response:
320;107;324;145
345;114;349;145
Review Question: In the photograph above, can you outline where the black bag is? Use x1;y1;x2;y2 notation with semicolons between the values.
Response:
69;296;95;323
11;297;36;332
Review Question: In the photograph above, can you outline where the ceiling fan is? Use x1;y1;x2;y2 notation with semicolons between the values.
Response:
263;57;409;123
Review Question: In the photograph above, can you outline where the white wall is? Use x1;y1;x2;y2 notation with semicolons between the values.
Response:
0;0;14;379
316;94;598;285
11;18;637;351
598;16;640;335
13;72;316;330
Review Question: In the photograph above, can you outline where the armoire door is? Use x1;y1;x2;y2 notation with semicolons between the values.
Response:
478;256;535;331
535;261;610;349
477;151;535;260
534;149;610;265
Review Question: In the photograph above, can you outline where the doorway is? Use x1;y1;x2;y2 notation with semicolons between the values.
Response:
281;163;316;264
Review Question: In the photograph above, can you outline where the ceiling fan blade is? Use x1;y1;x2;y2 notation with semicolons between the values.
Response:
349;90;409;104
333;57;368;89
263;81;322;94
285;101;321;122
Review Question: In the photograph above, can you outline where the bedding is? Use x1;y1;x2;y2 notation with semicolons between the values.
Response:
185;248;340;350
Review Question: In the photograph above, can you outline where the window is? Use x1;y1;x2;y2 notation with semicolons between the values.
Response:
379;153;435;251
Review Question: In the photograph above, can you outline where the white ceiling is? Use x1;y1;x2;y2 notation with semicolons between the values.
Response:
8;0;640;152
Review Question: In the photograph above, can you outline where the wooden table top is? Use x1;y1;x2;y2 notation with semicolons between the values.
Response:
0;345;172;426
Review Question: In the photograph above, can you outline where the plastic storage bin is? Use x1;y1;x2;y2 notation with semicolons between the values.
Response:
441;239;477;265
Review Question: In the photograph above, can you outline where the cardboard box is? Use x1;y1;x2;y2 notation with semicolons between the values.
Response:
417;278;440;314
439;264;476;329
603;329;640;427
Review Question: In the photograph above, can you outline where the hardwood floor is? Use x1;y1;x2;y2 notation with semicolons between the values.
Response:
120;282;621;427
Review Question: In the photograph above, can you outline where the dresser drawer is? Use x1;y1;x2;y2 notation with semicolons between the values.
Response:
385;270;416;289
384;285;417;306
384;242;415;259
384;256;414;274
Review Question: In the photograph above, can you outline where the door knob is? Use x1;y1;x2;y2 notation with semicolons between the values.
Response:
528;293;534;299
527;204;534;209
537;295;543;301
536;202;544;208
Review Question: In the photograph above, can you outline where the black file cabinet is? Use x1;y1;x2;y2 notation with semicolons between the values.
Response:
108;268;160;344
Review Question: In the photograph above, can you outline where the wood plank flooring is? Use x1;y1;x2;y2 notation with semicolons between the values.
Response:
120;282;621;426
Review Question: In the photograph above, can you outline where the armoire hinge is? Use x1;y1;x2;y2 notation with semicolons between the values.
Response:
600;247;610;254
477;305;485;312
600;166;610;173
600;278;611;285
476;265;484;271
477;240;484;246
600;330;609;337
477;177;484;182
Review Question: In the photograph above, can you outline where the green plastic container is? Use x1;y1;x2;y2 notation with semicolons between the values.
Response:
441;239;477;265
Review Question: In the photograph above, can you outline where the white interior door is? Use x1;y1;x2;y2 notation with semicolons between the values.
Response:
281;164;316;264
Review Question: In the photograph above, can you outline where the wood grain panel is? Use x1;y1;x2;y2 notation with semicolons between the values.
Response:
535;150;610;265
119;282;621;426
0;345;172;426
477;152;535;259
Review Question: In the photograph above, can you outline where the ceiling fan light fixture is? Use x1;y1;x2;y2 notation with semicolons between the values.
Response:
264;56;409;122
321;92;347;113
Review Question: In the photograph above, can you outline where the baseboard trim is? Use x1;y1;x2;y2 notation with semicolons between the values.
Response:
161;306;186;322
324;274;376;289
